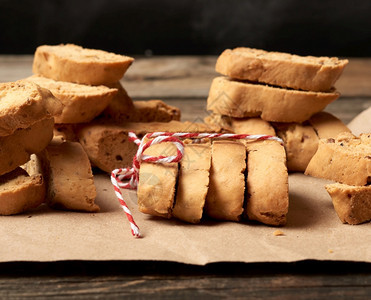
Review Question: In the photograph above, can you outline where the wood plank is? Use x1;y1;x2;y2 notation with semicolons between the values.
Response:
1;56;370;98
0;261;370;299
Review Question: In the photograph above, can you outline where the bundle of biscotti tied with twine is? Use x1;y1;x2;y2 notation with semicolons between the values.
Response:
205;47;350;172
133;133;288;226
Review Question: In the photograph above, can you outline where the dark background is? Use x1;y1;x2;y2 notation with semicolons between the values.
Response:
0;0;370;57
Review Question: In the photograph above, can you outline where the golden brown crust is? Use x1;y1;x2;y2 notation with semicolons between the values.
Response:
40;140;99;212
32;44;134;85
207;77;339;122
131;100;181;122
245;141;289;226
205;140;246;221
172;142;211;223
25;75;118;123
308;111;351;139
100;82;136;123
326;183;371;225
0;80;63;136
0;118;54;176
216;47;348;92
205;113;276;135
102;83;181;124
305;132;371;186
0;167;45;215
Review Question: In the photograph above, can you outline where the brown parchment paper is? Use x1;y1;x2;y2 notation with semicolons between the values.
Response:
0;108;370;265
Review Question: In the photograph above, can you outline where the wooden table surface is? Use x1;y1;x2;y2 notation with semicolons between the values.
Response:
0;56;370;299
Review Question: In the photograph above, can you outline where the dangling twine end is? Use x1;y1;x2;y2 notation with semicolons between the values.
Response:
132;227;141;238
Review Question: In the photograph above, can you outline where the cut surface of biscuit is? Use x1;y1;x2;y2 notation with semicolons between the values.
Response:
172;141;211;223
245;141;289;226
0;167;45;215
216;47;348;92
0;118;54;176
137;142;178;218
205;140;246;221
305;132;371;186
40;140;99;212
326;183;371;225
32;44;134;85
207;76;339;122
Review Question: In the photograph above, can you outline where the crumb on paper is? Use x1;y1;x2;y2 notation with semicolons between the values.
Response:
328;249;334;253
273;230;285;236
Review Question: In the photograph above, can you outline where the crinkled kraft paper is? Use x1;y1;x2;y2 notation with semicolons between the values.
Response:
0;108;370;265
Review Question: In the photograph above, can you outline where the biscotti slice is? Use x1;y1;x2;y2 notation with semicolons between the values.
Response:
137;141;178;218
131;100;181;122
0;167;45;215
205;113;276;135
0;80;63;136
216;47;348;92
172;141;211;223
207;76;339;122
0;118;54;176
205;140;246;221
33;44;134;85
53;124;78;142
308;111;351;139
40;140;99;212
326;183;371;225
245;141;289;225
305;132;371;186
273;123;319;172
102;84;180;123
100;82;135;123
25;75;118;123
76;120;220;173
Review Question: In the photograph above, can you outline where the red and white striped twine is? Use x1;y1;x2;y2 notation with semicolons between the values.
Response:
111;132;283;238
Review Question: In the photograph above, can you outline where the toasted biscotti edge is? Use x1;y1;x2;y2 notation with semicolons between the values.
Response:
32;44;134;85
0;167;45;215
215;47;348;92
305;132;371;186
326;183;371;225
25;75;118;124
0;118;54;176
39;140;99;212
207;77;339;122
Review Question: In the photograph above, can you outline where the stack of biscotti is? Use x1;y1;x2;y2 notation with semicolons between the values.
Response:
305;132;371;225
0;80;63;215
137;137;288;226
27;44;183;175
29;44;180;127
206;47;349;172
